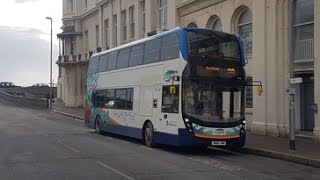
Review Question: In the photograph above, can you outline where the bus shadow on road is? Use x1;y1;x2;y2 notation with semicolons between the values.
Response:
156;144;242;158
89;130;243;158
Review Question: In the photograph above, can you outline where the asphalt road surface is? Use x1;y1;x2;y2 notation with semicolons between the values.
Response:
0;103;319;180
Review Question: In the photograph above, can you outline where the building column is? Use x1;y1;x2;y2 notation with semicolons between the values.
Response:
313;0;320;143
252;0;290;137
251;0;268;135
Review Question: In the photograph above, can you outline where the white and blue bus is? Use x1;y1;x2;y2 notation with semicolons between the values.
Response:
85;27;249;148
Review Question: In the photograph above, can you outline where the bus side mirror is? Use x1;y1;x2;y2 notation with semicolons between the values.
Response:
256;86;263;96
170;86;176;94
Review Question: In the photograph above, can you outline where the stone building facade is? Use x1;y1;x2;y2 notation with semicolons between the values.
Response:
57;0;320;142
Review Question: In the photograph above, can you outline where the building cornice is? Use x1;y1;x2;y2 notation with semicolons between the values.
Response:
96;0;109;7
176;0;198;9
177;0;226;17
62;0;110;23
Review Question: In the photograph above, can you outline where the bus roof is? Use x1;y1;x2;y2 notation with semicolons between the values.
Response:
92;27;245;65
92;27;187;58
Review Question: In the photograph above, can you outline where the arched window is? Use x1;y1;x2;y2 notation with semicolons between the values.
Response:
207;16;222;31
187;22;198;28
212;18;222;31
293;0;314;61
237;9;252;54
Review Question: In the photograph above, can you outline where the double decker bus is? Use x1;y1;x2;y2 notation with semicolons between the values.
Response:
85;27;249;148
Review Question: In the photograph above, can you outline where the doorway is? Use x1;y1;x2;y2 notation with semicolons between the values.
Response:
300;75;314;131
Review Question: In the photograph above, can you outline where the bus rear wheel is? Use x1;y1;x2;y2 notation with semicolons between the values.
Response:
144;122;155;147
95;116;103;135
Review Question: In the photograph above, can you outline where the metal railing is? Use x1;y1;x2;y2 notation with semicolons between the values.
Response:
57;53;92;63
56;46;105;64
294;39;314;61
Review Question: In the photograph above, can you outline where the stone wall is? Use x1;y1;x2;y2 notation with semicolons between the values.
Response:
0;91;48;109
0;87;57;99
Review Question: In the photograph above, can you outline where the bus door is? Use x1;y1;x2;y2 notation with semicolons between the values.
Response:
152;84;162;129
159;85;181;134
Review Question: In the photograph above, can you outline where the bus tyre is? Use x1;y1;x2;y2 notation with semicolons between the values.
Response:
95;116;103;135
144;122;155;148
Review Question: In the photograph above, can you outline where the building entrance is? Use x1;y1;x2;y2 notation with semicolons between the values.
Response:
300;75;314;131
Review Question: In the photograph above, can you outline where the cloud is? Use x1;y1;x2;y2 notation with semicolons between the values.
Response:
14;0;40;3
0;0;62;39
0;26;58;86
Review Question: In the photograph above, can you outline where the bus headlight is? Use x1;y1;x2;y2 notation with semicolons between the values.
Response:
184;118;194;134
241;123;246;131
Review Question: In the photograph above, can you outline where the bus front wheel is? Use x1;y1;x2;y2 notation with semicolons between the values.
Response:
95;116;103;135
144;122;155;147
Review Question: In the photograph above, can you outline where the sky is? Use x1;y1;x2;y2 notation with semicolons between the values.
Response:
0;0;62;86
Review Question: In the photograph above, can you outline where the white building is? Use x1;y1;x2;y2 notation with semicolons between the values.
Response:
57;0;320;142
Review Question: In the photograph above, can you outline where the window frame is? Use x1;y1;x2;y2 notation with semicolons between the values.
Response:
104;19;109;50
84;0;88;9
129;6;135;39
94;88;134;110
292;0;314;62
211;18;222;31
84;30;89;53
158;0;168;30
121;10;127;43
67;0;74;13
140;0;146;38
96;25;100;48
236;8;253;56
113;14;118;47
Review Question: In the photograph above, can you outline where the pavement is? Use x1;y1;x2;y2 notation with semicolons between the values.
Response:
52;99;320;168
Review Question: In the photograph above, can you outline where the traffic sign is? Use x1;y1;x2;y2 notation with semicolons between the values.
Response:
290;78;303;84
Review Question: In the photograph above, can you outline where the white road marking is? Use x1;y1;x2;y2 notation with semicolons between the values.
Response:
187;157;246;172
38;117;57;124
120;140;130;144
17;124;49;137
187;157;279;179
104;136;114;140
139;145;154;150
12;123;28;126
57;140;80;153
37;130;49;137
23;152;33;155
96;161;135;180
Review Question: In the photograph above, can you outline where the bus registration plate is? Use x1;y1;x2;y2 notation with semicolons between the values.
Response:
211;141;226;146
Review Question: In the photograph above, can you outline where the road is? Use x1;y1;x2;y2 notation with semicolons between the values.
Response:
0;103;319;180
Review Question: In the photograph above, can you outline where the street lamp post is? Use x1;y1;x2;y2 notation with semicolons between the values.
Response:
288;1;296;150
46;17;53;109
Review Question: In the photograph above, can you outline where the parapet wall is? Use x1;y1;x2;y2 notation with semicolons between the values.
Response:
0;87;57;98
0;91;48;109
